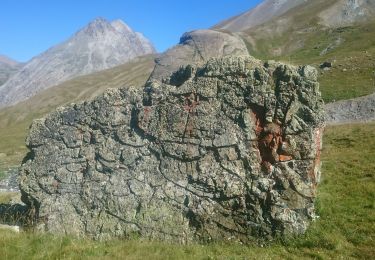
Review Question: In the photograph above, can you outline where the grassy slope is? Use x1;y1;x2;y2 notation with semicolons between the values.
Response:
0;55;155;171
0;123;374;259
242;0;375;103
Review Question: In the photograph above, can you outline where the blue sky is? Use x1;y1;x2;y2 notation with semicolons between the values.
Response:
0;0;261;62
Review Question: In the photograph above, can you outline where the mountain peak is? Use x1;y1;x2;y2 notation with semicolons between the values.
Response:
88;17;112;28
111;19;133;34
77;18;138;38
78;17;114;37
0;17;156;107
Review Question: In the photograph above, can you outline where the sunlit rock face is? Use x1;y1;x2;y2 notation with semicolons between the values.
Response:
20;56;325;242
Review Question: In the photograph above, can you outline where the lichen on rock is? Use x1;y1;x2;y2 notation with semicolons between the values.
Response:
19;56;325;242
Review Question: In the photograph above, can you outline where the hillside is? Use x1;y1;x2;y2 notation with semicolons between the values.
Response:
0;18;155;107
213;0;306;32
0;54;155;171
245;19;375;103
215;0;375;32
215;0;375;103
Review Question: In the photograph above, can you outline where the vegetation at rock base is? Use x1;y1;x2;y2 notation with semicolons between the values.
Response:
0;123;374;259
0;192;17;204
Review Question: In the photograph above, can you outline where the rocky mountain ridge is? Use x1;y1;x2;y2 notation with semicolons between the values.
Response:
0;18;155;107
0;55;23;86
214;0;306;32
0;55;20;67
318;0;375;28
215;0;375;32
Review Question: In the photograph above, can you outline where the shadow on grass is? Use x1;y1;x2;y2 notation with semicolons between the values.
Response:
0;203;31;227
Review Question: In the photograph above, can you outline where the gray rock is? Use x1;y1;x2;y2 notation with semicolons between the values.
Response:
149;29;249;83
19;56;325;242
319;61;333;69
325;93;375;124
319;0;375;28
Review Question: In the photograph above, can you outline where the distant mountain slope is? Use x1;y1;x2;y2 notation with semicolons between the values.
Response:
0;55;23;86
0;54;155;169
318;0;375;27
213;0;306;32
215;0;375;32
0;18;156;107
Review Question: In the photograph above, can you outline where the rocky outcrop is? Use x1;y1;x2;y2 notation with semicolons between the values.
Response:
0;18;156;107
149;29;249;82
319;0;375;28
19;56;325;242
325;93;375;124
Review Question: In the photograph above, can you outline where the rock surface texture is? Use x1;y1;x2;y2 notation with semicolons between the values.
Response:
150;29;249;82
20;56;325;242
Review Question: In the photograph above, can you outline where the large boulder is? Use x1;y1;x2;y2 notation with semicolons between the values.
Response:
149;29;249;82
19;56;325;242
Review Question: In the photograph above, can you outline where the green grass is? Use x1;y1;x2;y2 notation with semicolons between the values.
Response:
0;123;30;172
0;192;18;204
0;170;5;180
0;123;374;259
287;23;375;103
